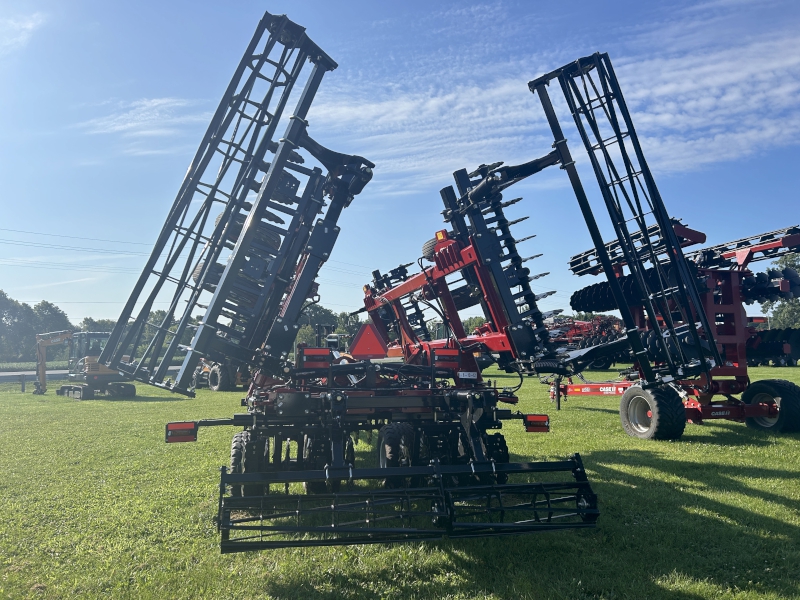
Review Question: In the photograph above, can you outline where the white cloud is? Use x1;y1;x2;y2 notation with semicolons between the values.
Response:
78;98;210;155
80;98;208;134
15;277;97;291
0;12;45;57
306;1;800;193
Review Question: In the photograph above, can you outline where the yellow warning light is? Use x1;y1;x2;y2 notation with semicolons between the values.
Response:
435;230;448;241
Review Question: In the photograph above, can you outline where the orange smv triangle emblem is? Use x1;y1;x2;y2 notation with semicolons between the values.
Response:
349;323;388;360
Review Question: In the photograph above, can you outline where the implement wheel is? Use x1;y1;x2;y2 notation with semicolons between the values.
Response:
378;423;414;488
229;430;266;496
742;379;800;433
620;385;686;440
208;364;232;392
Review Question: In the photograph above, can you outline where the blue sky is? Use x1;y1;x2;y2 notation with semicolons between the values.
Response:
1;0;798;323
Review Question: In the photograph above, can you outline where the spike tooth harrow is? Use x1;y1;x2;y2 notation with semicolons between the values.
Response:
217;457;597;552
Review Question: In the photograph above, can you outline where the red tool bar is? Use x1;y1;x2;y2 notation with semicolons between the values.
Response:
722;233;800;261
373;244;480;304
684;399;777;423
566;382;636;396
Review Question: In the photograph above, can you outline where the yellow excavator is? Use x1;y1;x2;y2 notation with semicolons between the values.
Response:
33;330;136;399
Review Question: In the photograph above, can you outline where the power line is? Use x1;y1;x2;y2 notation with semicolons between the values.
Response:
0;226;374;269
0;239;149;256
0;259;142;274
0;227;153;246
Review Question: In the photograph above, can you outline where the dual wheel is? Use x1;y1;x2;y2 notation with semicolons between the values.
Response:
620;379;800;439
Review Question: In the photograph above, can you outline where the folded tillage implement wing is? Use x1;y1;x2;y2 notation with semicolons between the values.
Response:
525;53;800;438
104;11;598;552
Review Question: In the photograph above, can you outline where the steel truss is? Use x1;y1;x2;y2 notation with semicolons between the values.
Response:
100;11;372;395
528;53;723;385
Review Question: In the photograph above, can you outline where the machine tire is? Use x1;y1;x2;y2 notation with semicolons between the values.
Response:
302;435;339;494
208;364;233;392
378;423;414;488
229;430;265;497
589;356;613;370
484;433;509;484
742;379;800;433
421;232;452;261
421;238;438;261
620;385;686;440
229;431;248;497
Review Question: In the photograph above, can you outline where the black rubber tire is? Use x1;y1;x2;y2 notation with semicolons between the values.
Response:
229;430;266;497
421;232;453;261
208;364;233;392
742;379;800;433
378;423;414;488
619;385;686;440
302;435;339;494
229;431;248;497
589;356;613;370
484;433;509;484
421;238;438;262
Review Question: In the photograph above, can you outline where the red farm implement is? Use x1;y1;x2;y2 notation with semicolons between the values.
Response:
100;11;597;552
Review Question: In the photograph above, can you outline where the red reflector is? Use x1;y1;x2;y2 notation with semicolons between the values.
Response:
303;348;332;357
523;414;550;433
165;421;198;443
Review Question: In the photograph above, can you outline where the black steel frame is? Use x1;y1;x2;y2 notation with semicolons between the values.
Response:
100;11;372;395
528;52;723;385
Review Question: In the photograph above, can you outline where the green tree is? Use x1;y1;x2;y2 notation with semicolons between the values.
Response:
761;254;800;329
298;303;337;328
572;312;599;321
462;315;486;334
79;317;117;332
335;311;363;338
295;324;316;347
0;291;77;361
34;301;74;334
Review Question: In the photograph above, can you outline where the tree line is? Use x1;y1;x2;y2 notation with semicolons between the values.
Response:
0;291;118;362
4;254;798;363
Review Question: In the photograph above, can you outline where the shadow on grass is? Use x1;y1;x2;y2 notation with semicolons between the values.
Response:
258;445;800;600
679;421;779;447
102;394;189;403
571;406;619;416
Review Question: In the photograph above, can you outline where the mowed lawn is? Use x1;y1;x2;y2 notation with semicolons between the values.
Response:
1;367;799;599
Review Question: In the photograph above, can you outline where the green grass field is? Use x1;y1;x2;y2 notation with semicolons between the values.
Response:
0;361;67;372
1;367;799;599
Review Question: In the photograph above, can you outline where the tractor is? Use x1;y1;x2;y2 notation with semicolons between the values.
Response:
34;330;135;399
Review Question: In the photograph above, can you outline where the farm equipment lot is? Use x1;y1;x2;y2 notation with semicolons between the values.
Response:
1;368;799;599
